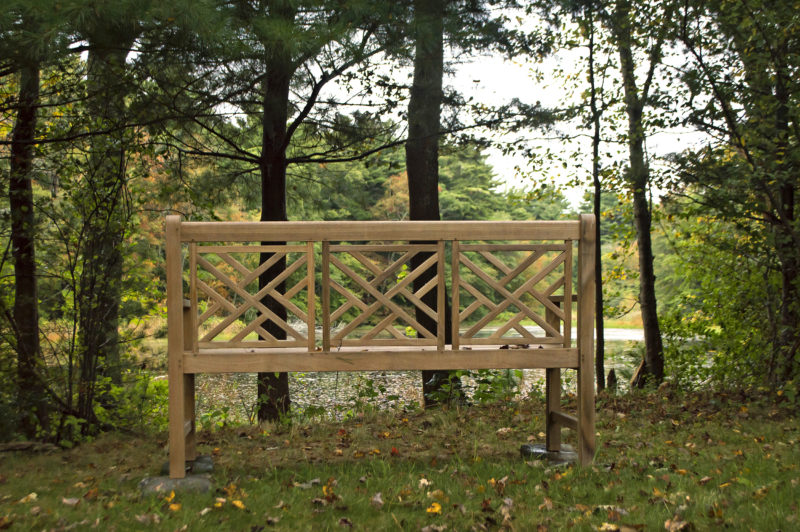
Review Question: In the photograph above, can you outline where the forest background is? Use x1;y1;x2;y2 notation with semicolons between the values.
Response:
1;0;798;445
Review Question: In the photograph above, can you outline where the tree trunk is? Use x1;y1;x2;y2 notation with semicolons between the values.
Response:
614;0;664;386
587;4;605;391
256;3;296;422
405;0;462;404
10;62;50;437
75;35;136;428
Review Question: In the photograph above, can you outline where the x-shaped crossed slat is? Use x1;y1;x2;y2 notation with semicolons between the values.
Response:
330;250;439;341
197;252;307;343
459;250;566;340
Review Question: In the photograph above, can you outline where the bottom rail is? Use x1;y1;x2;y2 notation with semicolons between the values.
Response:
181;346;579;373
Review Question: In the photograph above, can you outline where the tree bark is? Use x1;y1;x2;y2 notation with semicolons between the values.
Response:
256;1;296;422
587;4;605;391
405;0;462;404
10;62;50;437
75;31;137;428
613;0;664;386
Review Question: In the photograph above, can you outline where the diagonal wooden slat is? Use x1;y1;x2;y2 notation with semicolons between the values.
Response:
499;249;545;286
197;250;286;322
460;253;563;338
196;279;273;340
330;280;371;321
329;253;439;340
197;254;306;343
478;250;513;275
228;257;310;342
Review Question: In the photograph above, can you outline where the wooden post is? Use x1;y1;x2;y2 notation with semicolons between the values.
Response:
577;214;596;465
321;241;331;352
307;241;316;351
451;240;460;351
437;240;446;351
166;215;186;478
182;303;196;462
545;306;561;452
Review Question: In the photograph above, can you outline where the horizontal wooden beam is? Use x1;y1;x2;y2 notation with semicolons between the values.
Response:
550;411;578;431
180;220;581;243
182;347;579;373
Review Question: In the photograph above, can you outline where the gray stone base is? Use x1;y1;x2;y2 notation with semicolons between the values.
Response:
139;475;212;495
519;443;577;465
159;454;214;476
141;455;214;495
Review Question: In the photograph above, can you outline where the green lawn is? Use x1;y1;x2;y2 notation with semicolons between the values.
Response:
1;390;797;531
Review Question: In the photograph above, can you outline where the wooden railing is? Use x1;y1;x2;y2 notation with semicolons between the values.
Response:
166;215;596;478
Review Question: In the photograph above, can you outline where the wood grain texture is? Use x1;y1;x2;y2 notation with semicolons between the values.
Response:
166;215;186;479
577;214;596;466
181;220;581;242
183;347;579;373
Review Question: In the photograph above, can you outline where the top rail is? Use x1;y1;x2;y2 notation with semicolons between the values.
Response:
178;220;581;242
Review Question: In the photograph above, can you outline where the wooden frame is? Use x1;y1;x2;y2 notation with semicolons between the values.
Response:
166;216;596;478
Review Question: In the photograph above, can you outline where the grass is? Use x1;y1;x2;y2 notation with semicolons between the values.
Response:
1;390;798;531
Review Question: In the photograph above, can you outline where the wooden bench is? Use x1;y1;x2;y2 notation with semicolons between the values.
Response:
165;215;596;478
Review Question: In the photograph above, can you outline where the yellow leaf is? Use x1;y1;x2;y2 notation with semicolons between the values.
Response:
165;490;175;503
232;500;246;510
169;503;182;512
426;502;442;514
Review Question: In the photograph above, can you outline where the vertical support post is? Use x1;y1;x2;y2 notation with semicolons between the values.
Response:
577;214;596;465
189;243;198;354
436;240;446;351
321;241;331;352
562;241;573;348
182;304;196;462
451;240;460;351
307;241;316;351
166;215;186;479
545;306;561;452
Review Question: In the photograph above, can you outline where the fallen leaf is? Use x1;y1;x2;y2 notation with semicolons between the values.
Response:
62;497;80;507
169;503;182;512
0;516;12;530
18;493;37;503
334;449;343;456
199;507;211;516
266;516;281;525
232;500;246;510
29;506;41;516
599;524;620;531
698;476;712;485
664;518;691;531
134;514;160;525
496;427;513;438
428;489;447;501
391;446;399;456
338;517;353;528
481;499;493;513
421;525;447;532
419;478;431;489
426;502;442;514
273;500;286;509
294;478;321;489
539;497;553;511
371;492;384;508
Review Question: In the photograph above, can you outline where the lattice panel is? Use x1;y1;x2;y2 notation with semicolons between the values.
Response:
323;242;445;347
190;243;314;349
453;242;572;347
